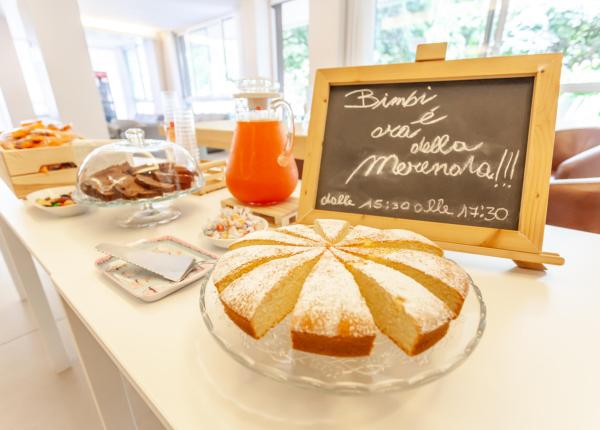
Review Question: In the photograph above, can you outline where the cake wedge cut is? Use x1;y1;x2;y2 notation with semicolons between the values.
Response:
277;224;327;244
337;225;443;256
313;219;351;244
229;229;320;250
220;248;324;338
291;251;376;357
340;247;469;317
331;248;452;356
213;245;306;293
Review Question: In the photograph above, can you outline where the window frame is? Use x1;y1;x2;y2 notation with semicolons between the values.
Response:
371;0;600;125
176;15;238;104
272;2;285;92
270;0;311;119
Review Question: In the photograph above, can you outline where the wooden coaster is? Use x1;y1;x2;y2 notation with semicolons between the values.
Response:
220;197;299;226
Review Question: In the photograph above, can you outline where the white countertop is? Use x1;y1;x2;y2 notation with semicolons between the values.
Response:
1;181;599;430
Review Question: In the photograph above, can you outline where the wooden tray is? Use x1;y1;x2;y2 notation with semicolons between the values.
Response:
220;197;299;226
194;159;227;195
0;139;111;198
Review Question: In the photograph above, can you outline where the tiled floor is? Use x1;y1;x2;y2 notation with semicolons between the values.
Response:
0;254;102;430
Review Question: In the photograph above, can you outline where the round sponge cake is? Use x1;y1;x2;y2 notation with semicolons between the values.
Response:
214;219;470;357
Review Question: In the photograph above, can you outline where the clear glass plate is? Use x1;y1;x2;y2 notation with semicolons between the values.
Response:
199;271;486;394
73;184;201;208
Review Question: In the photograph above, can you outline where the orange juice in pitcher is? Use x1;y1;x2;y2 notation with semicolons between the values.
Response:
226;78;297;205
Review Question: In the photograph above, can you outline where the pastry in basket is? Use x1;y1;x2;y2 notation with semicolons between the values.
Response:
213;219;472;357
0;120;77;150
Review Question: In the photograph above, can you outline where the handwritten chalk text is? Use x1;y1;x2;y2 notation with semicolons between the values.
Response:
344;88;437;110
320;192;355;207
345;153;495;185
320;195;511;223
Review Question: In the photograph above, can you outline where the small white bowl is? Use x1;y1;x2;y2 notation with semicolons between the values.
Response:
201;216;269;249
26;186;89;217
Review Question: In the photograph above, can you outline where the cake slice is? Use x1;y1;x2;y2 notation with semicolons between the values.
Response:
331;248;452;356
337;225;443;256
340;247;469;317
229;229;320;250
213;245;306;293
313;219;351;244
291;251;376;357
220;249;324;338
277;224;327;244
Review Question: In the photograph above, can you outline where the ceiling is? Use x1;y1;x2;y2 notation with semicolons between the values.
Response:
77;0;239;31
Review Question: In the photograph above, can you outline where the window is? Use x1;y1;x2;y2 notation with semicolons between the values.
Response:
374;0;490;63
491;0;600;128
179;17;239;114
272;0;310;120
12;39;56;119
124;42;155;115
85;30;159;119
373;0;600;128
87;47;129;119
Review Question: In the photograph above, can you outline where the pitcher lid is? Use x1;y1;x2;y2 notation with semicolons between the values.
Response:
233;77;280;99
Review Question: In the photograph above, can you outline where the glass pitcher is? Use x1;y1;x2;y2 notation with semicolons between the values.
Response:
225;78;298;205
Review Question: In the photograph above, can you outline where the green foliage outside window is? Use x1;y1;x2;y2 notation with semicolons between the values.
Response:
374;0;600;125
282;25;310;118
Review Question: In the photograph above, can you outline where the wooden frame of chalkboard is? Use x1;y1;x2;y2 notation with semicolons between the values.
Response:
298;44;564;269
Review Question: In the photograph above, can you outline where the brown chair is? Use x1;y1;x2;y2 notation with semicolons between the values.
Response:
547;128;600;233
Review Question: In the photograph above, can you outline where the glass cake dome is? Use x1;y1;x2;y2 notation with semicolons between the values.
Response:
75;128;203;227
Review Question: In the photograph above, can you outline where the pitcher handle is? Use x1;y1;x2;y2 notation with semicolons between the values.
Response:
272;98;295;167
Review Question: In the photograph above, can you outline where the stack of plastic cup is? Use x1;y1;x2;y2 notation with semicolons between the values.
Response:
173;109;200;164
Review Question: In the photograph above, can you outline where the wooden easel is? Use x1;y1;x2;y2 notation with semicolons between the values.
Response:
298;42;565;270
415;43;563;270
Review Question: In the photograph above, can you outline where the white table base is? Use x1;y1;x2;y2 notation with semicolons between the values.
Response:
63;299;165;430
0;216;70;372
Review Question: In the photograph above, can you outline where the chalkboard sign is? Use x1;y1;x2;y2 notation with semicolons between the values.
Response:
315;78;533;230
299;45;564;268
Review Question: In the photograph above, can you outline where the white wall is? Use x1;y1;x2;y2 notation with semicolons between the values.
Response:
308;0;346;85
157;31;183;95
0;15;34;126
143;38;166;114
236;0;273;78
345;0;376;66
2;0;109;137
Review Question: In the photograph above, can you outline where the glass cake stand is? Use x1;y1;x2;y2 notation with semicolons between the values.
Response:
199;271;486;395
75;187;202;228
74;128;203;228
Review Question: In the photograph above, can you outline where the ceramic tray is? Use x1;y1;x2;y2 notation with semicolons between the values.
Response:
97;236;217;302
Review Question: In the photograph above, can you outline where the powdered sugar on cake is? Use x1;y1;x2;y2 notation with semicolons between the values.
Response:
291;251;375;337
277;224;327;244
221;248;324;319
331;248;453;334
340;247;469;298
230;229;321;247
337;225;381;246
213;245;305;285
314;219;350;243
381;229;440;249
337;225;440;253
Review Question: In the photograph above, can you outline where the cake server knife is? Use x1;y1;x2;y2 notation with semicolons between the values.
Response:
96;243;196;282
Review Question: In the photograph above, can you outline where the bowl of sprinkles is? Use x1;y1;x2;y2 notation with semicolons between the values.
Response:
202;207;268;249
